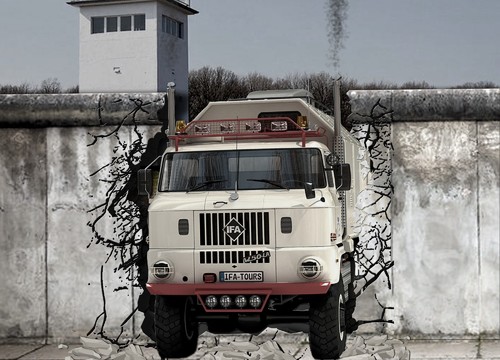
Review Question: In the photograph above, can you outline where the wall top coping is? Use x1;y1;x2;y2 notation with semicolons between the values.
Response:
1;89;499;128
0;93;166;128
347;88;500;123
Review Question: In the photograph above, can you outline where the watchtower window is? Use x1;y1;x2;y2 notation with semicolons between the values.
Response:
91;14;146;34
106;17;118;32
120;16;131;31
91;17;105;34
134;14;146;31
162;15;184;39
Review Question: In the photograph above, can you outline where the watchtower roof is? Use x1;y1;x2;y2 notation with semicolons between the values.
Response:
67;0;198;15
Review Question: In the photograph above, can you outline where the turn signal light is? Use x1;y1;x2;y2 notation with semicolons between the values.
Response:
297;116;308;129
175;120;187;134
203;273;217;283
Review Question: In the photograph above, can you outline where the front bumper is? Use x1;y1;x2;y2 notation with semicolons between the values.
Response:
147;281;331;296
147;281;331;313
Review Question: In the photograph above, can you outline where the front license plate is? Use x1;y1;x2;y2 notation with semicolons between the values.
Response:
219;271;263;282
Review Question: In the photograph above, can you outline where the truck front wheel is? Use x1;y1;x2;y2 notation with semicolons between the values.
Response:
154;296;198;359
309;280;346;359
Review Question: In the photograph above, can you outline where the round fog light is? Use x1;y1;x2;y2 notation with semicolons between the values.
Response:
220;295;232;308
249;295;262;309
206;295;218;308
235;295;247;308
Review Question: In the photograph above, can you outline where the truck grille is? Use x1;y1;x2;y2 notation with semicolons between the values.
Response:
199;212;270;246
200;250;271;264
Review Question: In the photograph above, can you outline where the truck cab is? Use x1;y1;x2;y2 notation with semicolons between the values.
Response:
140;89;366;359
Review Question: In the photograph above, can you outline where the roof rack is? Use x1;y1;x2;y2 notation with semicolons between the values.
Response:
168;117;326;151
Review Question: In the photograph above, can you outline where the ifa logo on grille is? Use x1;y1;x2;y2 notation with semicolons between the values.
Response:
224;218;245;242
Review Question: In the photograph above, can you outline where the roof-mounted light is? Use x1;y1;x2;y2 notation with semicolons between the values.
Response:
297;116;308;129
271;121;288;132
194;124;210;134
175;120;187;134
245;122;261;132
220;123;234;133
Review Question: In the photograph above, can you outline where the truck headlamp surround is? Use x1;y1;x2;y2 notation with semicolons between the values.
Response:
235;295;247;308
298;257;323;280
152;260;173;280
220;295;232;308
249;295;262;308
205;295;218;308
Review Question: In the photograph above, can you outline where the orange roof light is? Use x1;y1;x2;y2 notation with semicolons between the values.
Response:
175;120;187;134
297;116;308;129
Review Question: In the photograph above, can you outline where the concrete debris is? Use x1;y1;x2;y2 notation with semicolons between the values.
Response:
80;336;111;350
69;347;102;360
67;337;147;360
230;341;261;352
67;329;410;360
365;335;389;346
58;344;69;349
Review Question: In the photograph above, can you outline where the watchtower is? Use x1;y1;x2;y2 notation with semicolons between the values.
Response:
68;0;197;117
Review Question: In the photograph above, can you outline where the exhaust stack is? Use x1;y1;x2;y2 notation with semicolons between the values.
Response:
167;82;176;136
333;78;342;141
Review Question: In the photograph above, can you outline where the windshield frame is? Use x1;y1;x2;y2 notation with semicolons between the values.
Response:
158;148;327;193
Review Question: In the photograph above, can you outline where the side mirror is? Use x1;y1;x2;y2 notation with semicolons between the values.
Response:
304;182;316;199
137;169;153;196
333;164;351;191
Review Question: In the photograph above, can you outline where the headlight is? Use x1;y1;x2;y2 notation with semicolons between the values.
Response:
152;260;173;279
298;258;323;280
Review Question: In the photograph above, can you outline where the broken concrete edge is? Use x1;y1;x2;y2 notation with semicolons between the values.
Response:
0;93;166;128
347;88;500;123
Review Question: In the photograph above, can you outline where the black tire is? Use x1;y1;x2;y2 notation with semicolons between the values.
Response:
309;280;347;359
154;296;198;359
345;256;358;333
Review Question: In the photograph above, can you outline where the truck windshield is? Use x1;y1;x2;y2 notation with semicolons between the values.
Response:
159;148;326;192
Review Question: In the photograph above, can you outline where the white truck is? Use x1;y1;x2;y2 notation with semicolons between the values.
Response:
138;83;367;359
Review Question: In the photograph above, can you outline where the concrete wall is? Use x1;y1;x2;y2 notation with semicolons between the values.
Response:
0;89;498;343
0;94;164;343
349;89;500;336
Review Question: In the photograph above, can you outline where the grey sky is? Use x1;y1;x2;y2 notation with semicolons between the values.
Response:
0;0;499;89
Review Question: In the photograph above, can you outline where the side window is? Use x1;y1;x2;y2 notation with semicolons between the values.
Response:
178;22;184;39
162;15;184;39
106;17;118;32
91;17;105;34
314;154;327;188
134;14;146;31
120;16;132;31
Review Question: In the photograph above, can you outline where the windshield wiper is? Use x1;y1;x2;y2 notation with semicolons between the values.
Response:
187;179;226;193
246;179;289;190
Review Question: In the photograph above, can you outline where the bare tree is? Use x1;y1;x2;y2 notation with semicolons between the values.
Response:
188;66;247;119
66;85;79;93
39;77;62;93
243;72;276;92
0;82;32;94
452;81;498;89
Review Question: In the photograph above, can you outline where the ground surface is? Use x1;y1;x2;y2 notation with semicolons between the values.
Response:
0;330;498;360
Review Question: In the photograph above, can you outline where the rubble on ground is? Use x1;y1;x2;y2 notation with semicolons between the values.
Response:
66;329;410;360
